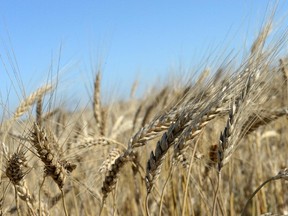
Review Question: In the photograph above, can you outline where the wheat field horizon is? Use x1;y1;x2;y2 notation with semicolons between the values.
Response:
1;8;288;216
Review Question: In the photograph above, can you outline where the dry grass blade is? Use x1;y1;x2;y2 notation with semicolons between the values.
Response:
250;21;272;57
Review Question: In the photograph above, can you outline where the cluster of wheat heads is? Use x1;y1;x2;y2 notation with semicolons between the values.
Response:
1;23;288;215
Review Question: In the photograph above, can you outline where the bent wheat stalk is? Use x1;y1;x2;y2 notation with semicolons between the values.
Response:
241;168;288;215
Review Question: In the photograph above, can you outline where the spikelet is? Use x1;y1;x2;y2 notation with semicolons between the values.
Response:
99;148;122;173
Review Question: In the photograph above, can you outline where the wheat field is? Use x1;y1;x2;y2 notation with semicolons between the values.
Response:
1;17;288;216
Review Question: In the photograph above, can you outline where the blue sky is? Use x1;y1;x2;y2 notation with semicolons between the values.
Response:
1;1;288;111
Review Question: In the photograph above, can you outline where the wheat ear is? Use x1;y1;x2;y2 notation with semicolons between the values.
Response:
243;108;288;136
280;59;288;81
78;136;126;149
129;108;179;149
30;123;76;189
30;123;76;216
101;108;107;136
101;150;136;201
174;105;228;165
13;84;53;120
93;72;104;136
5;148;37;215
145;114;187;193
212;74;253;214
205;108;288;174
42;108;60;121
0;85;52;180
218;74;252;171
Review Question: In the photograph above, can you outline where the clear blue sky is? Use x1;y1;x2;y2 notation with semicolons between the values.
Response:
1;1;288;111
